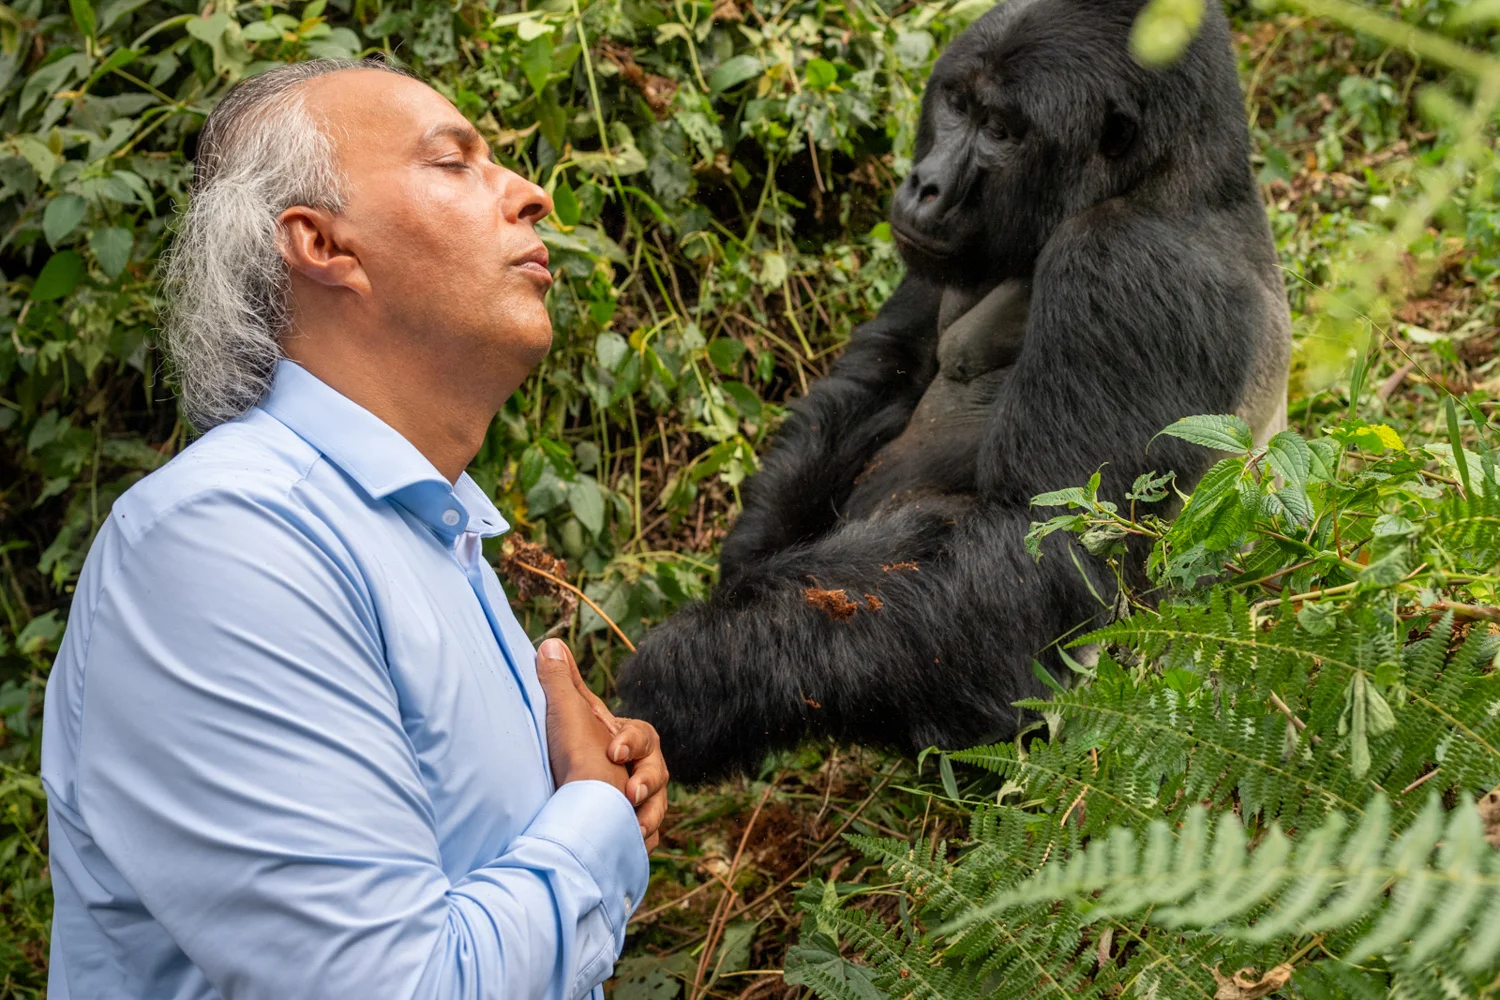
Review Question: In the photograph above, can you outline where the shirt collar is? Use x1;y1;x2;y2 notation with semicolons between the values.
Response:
258;359;509;541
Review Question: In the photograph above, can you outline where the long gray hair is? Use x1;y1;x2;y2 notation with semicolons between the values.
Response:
159;58;405;430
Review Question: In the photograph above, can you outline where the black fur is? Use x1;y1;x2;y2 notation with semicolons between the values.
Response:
617;0;1289;784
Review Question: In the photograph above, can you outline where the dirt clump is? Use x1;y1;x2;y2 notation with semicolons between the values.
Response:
805;587;858;620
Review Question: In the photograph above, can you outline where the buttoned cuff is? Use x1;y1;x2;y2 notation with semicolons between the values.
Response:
526;780;650;937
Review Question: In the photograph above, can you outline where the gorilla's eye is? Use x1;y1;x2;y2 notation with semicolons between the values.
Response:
987;118;1010;141
948;88;973;116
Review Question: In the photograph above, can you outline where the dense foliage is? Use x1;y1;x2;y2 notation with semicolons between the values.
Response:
0;0;1497;997
777;6;1500;998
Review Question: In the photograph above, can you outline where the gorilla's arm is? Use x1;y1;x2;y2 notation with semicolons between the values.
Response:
716;275;943;585
618;501;1107;784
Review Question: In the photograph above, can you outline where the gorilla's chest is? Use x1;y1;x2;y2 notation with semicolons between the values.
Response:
842;280;1030;519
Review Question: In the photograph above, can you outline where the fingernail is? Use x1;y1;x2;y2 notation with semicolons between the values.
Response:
634;783;647;806
613;744;629;763
640;824;649;838
539;638;567;660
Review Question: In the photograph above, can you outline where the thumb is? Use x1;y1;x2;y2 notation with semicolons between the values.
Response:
536;638;585;709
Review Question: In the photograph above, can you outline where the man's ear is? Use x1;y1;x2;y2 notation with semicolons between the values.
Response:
278;206;371;297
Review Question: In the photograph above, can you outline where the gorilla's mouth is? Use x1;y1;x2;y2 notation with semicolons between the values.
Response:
889;221;962;262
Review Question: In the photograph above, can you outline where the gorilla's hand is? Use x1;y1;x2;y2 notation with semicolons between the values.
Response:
618;501;1107;785
717;275;943;586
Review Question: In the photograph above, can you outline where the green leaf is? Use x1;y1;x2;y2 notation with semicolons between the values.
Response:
521;33;554;95
1127;470;1174;503
88;227;132;278
567;477;605;535
757;251;787;288
595;332;628;372
709;54;762;93
707;338;746;375
1031;486;1089;508
1447;396;1473;497
242;21;285;41
939;754;961;801
804;57;838;89
1266;430;1311;486
711;921;755;980
783;933;885;1000
42;195;86;248
12;135;61;184
1154;413;1254;453
1266;430;1313;524
70;0;97;38
1130;0;1204;67
184;12;232;43
31;251;84;301
611;955;683;1000
1297;601;1340;636
552;180;580;227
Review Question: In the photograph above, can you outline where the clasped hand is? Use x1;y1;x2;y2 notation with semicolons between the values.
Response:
535;638;669;850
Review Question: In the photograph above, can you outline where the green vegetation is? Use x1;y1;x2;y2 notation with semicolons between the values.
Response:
0;0;1497;997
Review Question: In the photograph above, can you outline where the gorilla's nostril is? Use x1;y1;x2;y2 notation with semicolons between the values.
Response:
918;184;941;204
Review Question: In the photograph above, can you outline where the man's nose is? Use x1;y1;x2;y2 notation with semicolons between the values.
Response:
497;167;552;224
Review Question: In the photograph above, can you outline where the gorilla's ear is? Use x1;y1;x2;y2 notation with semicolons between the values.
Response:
1100;106;1138;159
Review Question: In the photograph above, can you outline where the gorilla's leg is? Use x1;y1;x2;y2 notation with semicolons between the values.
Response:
616;501;1110;783
717;275;942;586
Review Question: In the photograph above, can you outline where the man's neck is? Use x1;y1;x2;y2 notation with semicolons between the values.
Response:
283;340;501;484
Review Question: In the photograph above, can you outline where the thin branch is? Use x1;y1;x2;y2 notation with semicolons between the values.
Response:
512;561;637;652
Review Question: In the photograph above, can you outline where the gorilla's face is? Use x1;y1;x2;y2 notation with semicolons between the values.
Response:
890;0;1149;288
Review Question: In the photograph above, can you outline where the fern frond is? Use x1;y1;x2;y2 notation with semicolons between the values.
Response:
1073;596;1500;826
1434;492;1500;570
954;792;1500;979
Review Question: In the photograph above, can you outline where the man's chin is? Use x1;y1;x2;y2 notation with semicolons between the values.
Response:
511;317;554;369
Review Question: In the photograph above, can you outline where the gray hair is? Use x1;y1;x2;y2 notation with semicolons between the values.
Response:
160;58;406;429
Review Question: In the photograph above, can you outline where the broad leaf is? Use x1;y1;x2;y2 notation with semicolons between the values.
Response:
88;227;133;278
1155;413;1254;454
42;195;86;248
31;252;84;301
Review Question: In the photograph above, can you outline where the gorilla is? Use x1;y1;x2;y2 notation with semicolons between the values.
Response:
617;0;1290;783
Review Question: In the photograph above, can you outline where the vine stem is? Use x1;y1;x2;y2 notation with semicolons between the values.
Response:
512;561;637;652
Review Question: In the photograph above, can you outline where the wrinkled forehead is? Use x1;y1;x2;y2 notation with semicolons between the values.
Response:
301;69;470;166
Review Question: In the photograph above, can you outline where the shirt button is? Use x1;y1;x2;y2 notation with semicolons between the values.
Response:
624;894;633;910
441;509;461;527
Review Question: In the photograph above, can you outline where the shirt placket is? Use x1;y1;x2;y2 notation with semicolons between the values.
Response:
451;531;554;789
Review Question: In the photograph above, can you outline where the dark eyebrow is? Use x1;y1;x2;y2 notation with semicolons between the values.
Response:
418;122;490;160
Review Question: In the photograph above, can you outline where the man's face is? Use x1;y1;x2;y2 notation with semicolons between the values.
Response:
303;69;555;371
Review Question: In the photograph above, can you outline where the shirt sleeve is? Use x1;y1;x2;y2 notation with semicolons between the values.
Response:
73;488;648;1000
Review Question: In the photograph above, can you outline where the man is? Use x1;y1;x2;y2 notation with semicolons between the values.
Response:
40;58;668;999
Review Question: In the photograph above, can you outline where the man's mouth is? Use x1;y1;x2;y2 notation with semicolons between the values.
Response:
515;245;553;287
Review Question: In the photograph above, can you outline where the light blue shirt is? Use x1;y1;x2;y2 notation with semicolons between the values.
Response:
41;359;648;1000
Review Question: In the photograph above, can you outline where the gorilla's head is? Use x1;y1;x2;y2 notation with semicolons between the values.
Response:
890;0;1252;288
